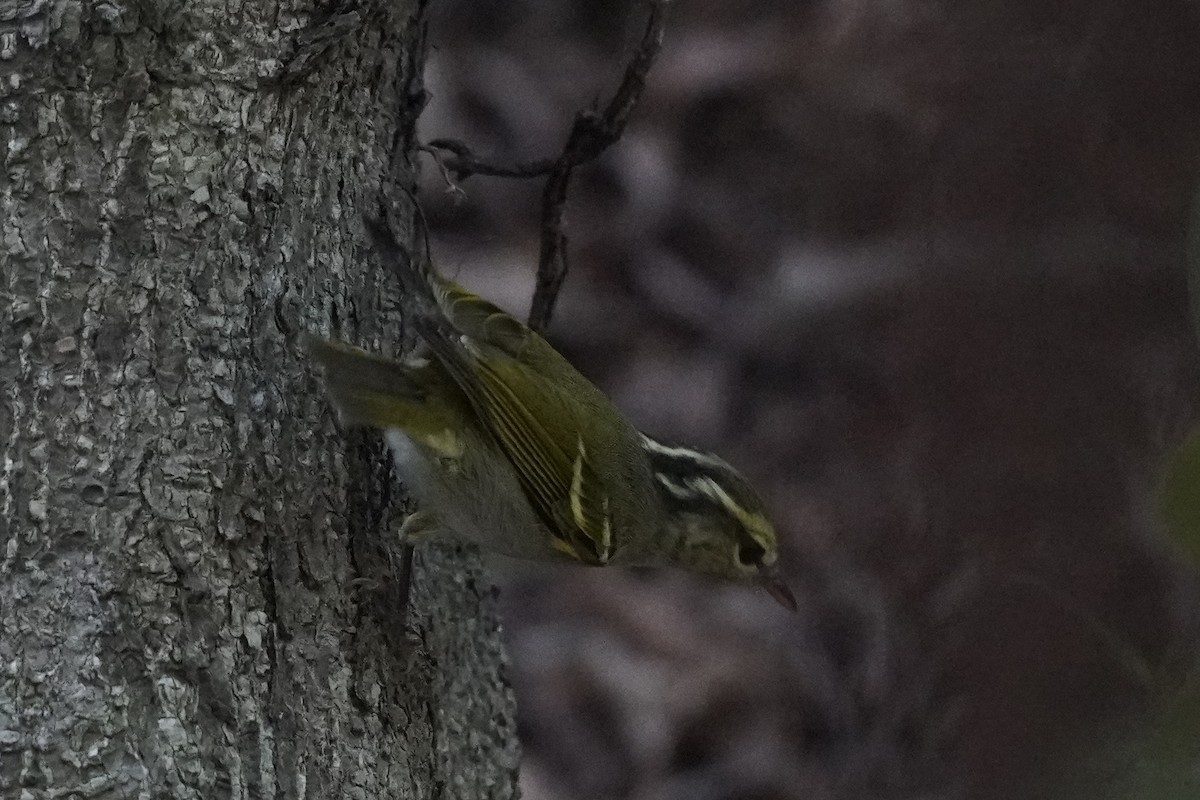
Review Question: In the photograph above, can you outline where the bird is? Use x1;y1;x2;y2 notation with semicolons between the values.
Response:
304;218;795;609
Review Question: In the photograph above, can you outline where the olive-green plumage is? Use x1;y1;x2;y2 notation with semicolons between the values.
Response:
305;219;793;607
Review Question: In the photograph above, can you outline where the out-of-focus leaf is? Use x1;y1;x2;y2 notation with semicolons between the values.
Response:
1189;181;1200;345
1131;175;1200;800
1162;426;1200;568
1128;680;1200;800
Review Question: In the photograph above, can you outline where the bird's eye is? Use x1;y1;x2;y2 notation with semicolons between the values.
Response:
736;541;765;567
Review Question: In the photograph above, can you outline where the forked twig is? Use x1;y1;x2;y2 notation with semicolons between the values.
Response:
424;1;670;330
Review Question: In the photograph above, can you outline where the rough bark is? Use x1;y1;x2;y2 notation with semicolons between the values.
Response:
0;1;520;797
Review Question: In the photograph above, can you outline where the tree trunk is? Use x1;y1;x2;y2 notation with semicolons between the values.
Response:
0;1;520;797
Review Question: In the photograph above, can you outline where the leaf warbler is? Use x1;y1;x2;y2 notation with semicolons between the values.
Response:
306;219;795;609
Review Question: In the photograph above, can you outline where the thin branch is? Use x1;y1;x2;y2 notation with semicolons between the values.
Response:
526;0;670;330
420;1;669;330
424;1;668;186
529;163;573;331
420;140;559;181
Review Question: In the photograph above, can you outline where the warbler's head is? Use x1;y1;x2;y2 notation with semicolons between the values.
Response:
640;434;795;609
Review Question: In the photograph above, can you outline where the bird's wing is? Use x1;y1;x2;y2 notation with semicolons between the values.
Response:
468;353;615;564
362;218;615;563
419;291;615;565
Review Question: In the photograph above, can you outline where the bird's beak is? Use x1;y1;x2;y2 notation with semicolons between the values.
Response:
757;563;797;611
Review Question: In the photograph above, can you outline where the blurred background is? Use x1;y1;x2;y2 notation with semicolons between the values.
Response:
417;1;1200;798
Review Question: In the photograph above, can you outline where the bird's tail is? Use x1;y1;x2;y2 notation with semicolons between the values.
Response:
304;334;429;429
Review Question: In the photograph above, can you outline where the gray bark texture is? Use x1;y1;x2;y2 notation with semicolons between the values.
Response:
0;1;521;797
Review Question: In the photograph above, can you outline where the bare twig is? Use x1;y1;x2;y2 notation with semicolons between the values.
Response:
422;0;666;188
420;140;559;182
529;164;573;332
419;1;669;330
417;145;469;201
528;0;669;330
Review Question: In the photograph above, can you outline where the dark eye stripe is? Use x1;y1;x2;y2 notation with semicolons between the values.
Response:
737;540;766;566
641;434;742;472
654;472;763;531
653;473;714;513
646;450;762;512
